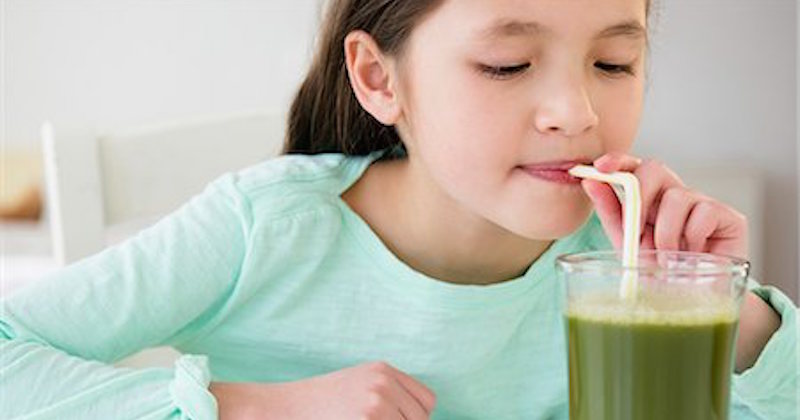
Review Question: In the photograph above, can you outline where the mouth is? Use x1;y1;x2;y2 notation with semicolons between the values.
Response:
517;160;590;185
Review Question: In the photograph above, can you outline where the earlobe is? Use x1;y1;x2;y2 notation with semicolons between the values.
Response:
344;31;402;125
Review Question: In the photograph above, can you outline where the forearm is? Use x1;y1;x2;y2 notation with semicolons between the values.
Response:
211;382;264;420
734;291;782;373
0;338;210;419
211;381;302;420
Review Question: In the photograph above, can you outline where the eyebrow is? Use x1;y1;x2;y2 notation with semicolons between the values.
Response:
478;18;647;41
479;19;544;39
595;20;647;41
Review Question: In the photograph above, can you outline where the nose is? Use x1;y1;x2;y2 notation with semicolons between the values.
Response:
533;72;599;137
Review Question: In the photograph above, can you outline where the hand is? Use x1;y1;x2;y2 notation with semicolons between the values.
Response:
211;361;437;419
580;153;780;372
581;153;748;259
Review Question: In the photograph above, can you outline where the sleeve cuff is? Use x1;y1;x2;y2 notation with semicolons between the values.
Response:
168;354;218;420
732;282;799;418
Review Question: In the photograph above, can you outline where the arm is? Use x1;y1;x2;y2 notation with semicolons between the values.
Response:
731;283;799;420
0;174;250;419
735;290;782;373
209;362;436;420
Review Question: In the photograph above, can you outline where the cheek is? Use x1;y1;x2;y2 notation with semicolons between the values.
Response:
596;83;644;151
409;70;518;183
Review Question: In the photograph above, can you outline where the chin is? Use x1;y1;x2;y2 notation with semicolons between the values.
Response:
503;205;594;240
532;216;590;239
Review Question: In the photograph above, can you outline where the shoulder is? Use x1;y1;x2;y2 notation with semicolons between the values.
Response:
208;153;373;222
235;153;356;190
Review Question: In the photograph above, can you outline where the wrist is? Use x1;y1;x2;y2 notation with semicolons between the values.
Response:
210;381;268;420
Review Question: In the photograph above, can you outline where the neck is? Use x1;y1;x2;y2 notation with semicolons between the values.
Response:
343;157;552;285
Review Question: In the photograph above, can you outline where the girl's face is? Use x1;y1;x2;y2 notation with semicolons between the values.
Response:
395;0;647;239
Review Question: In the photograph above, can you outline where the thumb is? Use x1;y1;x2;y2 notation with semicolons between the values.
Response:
582;179;623;250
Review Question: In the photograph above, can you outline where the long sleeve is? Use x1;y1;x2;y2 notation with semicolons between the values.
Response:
731;283;799;420
0;174;251;419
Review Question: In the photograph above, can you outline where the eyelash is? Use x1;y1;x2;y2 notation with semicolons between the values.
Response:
479;63;531;80
478;61;635;80
594;61;635;76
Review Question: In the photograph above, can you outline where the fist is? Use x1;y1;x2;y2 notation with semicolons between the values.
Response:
581;153;748;259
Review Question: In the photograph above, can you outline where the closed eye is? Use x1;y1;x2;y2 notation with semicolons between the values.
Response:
594;61;634;76
479;63;531;80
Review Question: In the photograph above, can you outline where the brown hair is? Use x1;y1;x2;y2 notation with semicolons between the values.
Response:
284;0;653;156
283;0;444;155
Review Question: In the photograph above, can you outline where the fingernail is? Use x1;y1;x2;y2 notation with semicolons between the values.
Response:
594;155;614;171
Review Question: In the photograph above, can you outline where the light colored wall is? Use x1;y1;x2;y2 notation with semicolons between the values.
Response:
635;0;798;301
4;0;321;147
5;0;798;301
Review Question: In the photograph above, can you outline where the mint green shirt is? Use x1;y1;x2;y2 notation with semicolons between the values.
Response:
1;153;797;419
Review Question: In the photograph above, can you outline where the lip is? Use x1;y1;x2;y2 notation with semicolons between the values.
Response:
517;160;590;185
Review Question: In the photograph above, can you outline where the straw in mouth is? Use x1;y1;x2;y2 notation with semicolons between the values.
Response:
568;164;642;301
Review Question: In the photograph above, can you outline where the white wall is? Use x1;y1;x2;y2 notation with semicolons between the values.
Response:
636;0;798;301
4;0;322;146
4;0;798;301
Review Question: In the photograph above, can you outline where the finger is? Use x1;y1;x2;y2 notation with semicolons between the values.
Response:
593;152;642;173
683;200;717;253
640;226;656;250
388;366;436;414
684;200;748;258
652;187;696;251
582;179;623;249
389;380;429;420
633;159;684;232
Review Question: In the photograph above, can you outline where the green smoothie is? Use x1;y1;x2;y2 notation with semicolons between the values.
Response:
566;291;739;420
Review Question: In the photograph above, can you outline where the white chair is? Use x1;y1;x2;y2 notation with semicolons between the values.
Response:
42;111;285;265
41;111;285;367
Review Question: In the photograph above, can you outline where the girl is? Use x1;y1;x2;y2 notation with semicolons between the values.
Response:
2;0;796;419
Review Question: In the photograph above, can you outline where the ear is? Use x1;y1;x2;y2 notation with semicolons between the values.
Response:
344;30;403;126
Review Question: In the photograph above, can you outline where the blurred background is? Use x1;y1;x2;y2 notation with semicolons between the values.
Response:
2;0;798;304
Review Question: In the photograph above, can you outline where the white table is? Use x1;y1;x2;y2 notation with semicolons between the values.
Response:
1;221;58;297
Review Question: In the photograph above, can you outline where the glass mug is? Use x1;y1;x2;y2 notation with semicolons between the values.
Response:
557;250;748;420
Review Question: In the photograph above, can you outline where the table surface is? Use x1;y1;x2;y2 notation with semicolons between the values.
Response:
2;220;58;297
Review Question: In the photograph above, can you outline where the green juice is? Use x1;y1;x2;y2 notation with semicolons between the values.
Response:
567;292;739;420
